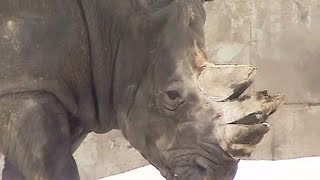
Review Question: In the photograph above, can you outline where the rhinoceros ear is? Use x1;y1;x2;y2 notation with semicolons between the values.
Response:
198;63;257;101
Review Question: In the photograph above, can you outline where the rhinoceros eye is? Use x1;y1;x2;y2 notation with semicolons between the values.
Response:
165;90;181;100
161;90;184;111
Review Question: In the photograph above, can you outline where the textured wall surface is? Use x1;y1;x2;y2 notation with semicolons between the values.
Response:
1;0;320;179
203;0;320;160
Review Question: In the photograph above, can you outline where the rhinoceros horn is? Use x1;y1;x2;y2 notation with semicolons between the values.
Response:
198;62;285;125
198;63;257;102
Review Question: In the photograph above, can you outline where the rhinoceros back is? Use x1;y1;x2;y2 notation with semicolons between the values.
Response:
0;0;99;131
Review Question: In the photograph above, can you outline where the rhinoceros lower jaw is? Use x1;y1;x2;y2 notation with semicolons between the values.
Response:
167;155;237;180
158;141;239;180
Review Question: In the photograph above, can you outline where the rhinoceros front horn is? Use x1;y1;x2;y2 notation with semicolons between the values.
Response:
198;62;285;157
198;63;257;101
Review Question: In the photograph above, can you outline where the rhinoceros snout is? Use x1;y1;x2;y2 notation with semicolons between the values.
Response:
170;155;237;180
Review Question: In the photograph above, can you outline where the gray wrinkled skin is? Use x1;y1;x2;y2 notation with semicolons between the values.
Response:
0;0;283;180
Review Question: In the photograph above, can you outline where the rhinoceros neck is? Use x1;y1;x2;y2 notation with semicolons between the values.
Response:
78;0;133;133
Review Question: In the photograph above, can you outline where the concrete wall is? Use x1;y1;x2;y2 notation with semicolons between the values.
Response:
1;0;320;179
203;0;320;160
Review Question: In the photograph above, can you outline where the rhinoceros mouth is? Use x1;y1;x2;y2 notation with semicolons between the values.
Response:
160;141;238;180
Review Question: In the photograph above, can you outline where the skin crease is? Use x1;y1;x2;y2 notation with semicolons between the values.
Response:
0;0;282;179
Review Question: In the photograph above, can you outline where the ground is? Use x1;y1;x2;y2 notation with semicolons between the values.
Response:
103;157;320;180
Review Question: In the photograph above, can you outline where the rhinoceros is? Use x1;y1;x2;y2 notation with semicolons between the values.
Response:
0;0;284;179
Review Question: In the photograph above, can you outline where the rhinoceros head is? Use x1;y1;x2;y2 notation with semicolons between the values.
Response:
112;0;284;179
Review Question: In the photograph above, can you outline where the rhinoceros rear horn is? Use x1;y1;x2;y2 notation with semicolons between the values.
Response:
198;63;257;101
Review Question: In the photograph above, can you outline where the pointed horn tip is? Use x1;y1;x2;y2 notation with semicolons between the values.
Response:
264;94;286;115
273;93;286;104
264;94;286;112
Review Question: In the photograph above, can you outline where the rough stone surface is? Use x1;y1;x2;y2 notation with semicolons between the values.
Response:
272;105;320;159
204;0;320;161
250;105;320;160
204;0;251;64
205;0;320;104
250;0;320;104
